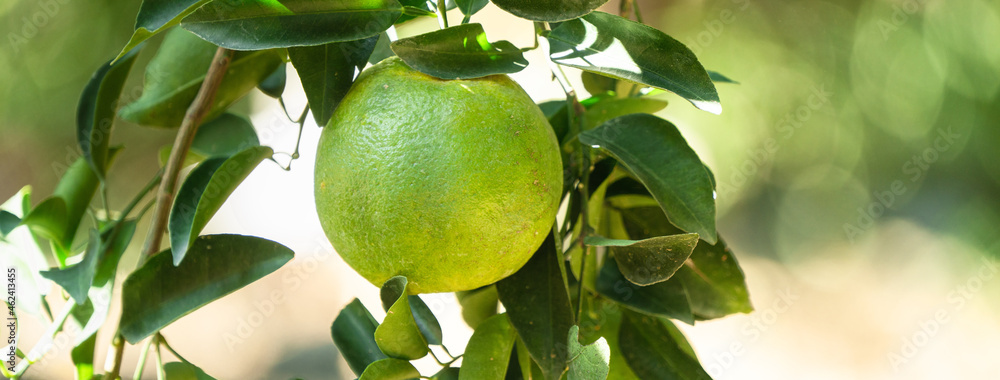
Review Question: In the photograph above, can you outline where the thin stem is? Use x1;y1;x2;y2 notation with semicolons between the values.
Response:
139;47;234;264
120;170;163;222
100;182;111;223
620;0;634;19
8;302;75;378
155;341;165;380
133;337;156;380
634;0;644;23
104;334;126;380
437;0;449;28
157;333;190;364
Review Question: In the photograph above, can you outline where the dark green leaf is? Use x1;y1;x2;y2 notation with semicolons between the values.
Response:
119;28;284;128
459;314;516;380
378;276;443;345
708;70;738;84
181;0;403;50
289;35;379;126
619;207;752;319
455;285;498;329
583;98;668;131
40;229;101;305
619;312;711;380
168;146;273;266
547;12;720;114
71;333;96;380
457;0;490;17
113;0;214;61
391;24;528;79
492;0;608;22
359;358;420;380
579;114;717;244
369;32;396;65
433;367;461;380
566;325;610;380
191;113;261;158
374;277;431;360
77;49;140;181
258;63;287;98
538;100;569;144
332;299;389;376
496;233;572;380
0;210;19;237
585;233;698;286
163;361;217;379
595;259;693;324
119;234;293;343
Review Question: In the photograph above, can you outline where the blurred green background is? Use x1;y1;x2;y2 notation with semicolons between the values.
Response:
2;0;999;379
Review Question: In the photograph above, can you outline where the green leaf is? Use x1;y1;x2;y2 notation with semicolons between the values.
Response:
459;314;516;380
332;299;389;376
455;285;498;329
359;358;420;380
190;113;261;157
258;63;287;98
369;32;396;65
163;361;218;379
289;35;379;127
584;233;698;286
181;0;403;50
619;311;711;380
457;0;490;17
579;114;717;244
566;325;610;380
391;24;528;80
620;207;752;319
0;210;19;237
374;277;431;360
492;0;608;22
707;70;738;84
77;49;140;181
119;28;284;129
432;367;461;380
582;98;668;131
547;12;720;114
119;234;293;343
168;146;273;266
582;72;617;96
496;232;572;380
113;0;214;61
20;197;67;246
378;276;443;345
41;219;137;305
595;259;693;324
71;333;97;380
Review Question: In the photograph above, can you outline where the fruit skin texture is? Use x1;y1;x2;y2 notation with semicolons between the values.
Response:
315;57;563;294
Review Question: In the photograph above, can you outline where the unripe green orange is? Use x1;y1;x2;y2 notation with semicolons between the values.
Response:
314;57;562;294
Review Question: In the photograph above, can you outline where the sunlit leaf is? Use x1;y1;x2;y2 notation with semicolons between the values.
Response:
585;233;698;286
375;277;430;360
432;367;460;380
20;197;67;247
582;98;668;131
595;259;693;324
567;325;610;380
168;146;273;266
547;12;720;114
163;361;217;379
113;0;214;61
119;234;293;343
181;0;403;50
119;28;284;129
496;233;572;380
459;313;516;380
77;48;140;181
493;0;608;22
391;24;528;79
455;285;498;329
332;299;389;376
359;358;420;380
379;276;443;345
619;311;711;379
289;35;379;126
579;114;717;244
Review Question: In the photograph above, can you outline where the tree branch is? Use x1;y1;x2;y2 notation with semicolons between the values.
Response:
139;47;234;264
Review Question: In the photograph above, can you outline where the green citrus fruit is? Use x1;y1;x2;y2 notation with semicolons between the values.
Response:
314;57;563;294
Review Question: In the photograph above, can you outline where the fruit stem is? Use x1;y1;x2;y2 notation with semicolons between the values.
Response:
139;47;234;264
437;0;449;29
